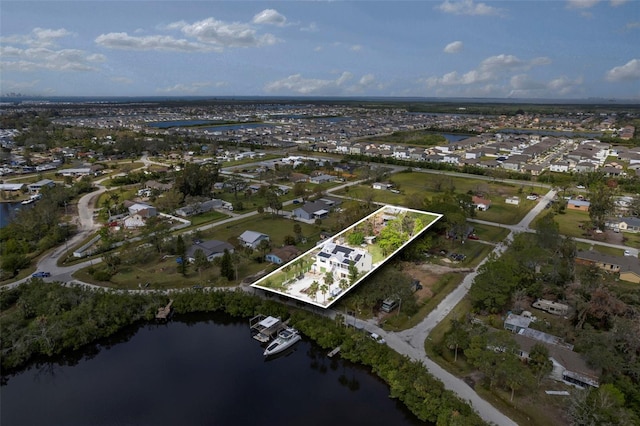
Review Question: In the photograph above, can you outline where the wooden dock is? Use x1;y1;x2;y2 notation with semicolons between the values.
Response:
156;299;173;321
328;346;341;358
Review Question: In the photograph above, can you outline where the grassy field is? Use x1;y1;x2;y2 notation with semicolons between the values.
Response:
198;214;322;249
338;171;538;225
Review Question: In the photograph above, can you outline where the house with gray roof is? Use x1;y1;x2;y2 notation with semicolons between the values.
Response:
28;179;55;193
575;250;640;283
239;230;270;249
293;200;332;221
186;239;234;262
607;216;640;233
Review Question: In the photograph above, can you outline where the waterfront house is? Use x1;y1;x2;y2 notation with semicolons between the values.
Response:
28;179;55;193
313;241;373;280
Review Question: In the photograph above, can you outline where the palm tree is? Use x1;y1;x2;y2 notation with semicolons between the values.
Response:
309;280;320;301
320;283;328;302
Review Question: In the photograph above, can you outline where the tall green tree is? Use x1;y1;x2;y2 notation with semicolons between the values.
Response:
444;318;470;362
527;343;553;385
588;182;614;231
176;235;187;276
220;249;234;281
175;163;218;197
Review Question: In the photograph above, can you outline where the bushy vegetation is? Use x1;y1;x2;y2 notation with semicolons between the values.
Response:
1;283;485;425
464;212;640;423
0;182;94;278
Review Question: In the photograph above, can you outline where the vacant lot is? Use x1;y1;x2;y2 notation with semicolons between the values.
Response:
339;171;537;224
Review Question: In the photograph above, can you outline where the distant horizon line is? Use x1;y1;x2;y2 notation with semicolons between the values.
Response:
1;94;639;106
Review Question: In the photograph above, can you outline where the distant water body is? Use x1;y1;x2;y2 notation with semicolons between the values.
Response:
1;313;428;426
0;202;24;228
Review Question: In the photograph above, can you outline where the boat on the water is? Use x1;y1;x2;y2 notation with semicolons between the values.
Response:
263;327;301;357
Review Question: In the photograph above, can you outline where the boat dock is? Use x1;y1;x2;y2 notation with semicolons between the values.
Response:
156;299;173;321
250;314;285;343
328;346;341;358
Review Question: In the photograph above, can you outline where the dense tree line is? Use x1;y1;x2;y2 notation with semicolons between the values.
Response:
0;181;94;278
466;212;639;422
1;283;485;425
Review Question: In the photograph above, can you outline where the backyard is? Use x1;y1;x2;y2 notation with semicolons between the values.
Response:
338;171;540;225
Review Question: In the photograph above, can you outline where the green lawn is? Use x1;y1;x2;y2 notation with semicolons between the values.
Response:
199;214;322;248
470;223;511;242
337;171;537;225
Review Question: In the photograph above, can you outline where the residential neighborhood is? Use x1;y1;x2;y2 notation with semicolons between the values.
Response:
1;99;639;426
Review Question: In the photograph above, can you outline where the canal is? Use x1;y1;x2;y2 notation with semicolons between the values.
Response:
1;312;428;426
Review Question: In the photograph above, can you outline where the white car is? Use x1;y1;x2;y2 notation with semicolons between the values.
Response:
624;250;631;256
370;333;386;344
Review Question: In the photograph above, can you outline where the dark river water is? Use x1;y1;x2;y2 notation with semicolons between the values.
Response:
1;313;427;426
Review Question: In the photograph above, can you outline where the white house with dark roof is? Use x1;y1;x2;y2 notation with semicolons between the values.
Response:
313;242;372;280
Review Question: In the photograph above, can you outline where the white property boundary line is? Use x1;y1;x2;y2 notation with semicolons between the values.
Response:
251;205;443;308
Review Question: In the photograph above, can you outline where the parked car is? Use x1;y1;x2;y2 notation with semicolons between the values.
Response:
32;271;51;278
624;250;631;256
467;234;479;240
370;333;386;344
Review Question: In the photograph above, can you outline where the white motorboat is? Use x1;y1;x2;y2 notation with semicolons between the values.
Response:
263;327;301;356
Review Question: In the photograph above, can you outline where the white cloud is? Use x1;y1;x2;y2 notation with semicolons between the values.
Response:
444;41;463;54
264;72;354;94
169;18;279;48
350;44;363;52
300;22;318;32
625;21;640;31
437;0;504;16
605;59;640;82
567;0;600;8
252;9;287;27
1;27;73;48
0;46;105;72
0;79;40;92
610;0;630;6
510;74;547;90
111;76;133;84
359;74;376;86
96;32;213;52
547;76;584;95
425;54;553;96
157;82;213;93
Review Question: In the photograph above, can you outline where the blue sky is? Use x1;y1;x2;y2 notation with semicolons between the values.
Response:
1;1;639;99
